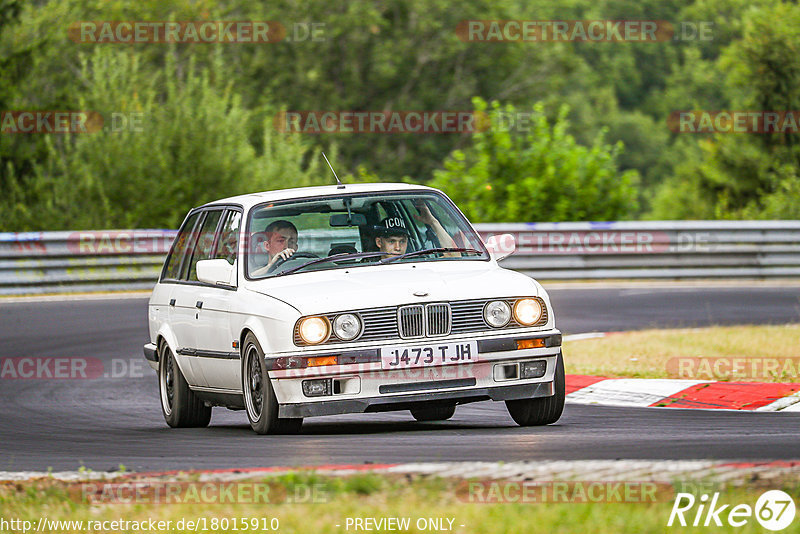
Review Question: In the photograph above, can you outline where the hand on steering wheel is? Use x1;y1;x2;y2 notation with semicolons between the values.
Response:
266;250;319;273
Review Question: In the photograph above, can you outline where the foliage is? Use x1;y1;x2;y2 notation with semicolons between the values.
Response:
429;98;638;222
0;47;322;230
648;1;800;219
1;0;799;229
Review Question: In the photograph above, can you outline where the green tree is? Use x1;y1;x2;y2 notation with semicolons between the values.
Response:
649;1;800;219
0;47;324;230
428;98;639;222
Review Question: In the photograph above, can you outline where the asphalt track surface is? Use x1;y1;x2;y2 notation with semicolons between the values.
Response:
1;286;799;471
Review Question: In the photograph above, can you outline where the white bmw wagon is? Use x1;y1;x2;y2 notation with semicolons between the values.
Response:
144;183;564;434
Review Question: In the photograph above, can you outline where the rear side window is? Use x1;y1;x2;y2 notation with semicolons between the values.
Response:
213;210;242;265
162;212;202;281
186;210;224;281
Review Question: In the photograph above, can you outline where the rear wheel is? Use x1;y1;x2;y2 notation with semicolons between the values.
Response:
410;404;456;422
158;341;211;428
505;351;565;426
242;333;303;435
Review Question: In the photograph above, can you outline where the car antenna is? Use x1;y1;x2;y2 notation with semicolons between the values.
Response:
322;152;345;189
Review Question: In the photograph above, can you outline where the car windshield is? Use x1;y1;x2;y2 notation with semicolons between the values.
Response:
246;191;489;279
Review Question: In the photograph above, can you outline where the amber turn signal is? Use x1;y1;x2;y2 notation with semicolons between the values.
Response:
306;355;339;367
516;338;546;350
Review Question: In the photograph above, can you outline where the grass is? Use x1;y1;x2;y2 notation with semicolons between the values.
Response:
1;474;797;534
562;324;800;381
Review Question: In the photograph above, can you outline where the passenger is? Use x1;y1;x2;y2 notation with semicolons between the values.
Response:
374;217;409;256
374;203;461;259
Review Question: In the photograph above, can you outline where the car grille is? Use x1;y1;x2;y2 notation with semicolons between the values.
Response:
398;305;425;338
294;297;548;346
426;303;451;336
397;303;451;338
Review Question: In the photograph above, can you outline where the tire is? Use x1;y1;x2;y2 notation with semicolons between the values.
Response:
505;351;565;426
242;333;303;435
158;340;211;428
411;404;456;422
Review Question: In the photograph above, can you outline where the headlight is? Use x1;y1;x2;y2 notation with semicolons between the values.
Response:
333;313;362;341
484;300;511;328
513;298;543;326
298;316;330;344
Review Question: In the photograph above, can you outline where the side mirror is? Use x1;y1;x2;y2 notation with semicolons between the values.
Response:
196;259;235;286
485;234;516;261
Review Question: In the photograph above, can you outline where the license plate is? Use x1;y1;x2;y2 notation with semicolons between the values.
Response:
380;341;478;370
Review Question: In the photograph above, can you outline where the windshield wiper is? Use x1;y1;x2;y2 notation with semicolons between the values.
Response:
273;252;387;277
378;247;484;265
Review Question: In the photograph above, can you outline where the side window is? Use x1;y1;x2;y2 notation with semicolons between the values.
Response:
213;210;242;265
405;199;437;248
162;212;202;281
186;210;223;281
425;198;478;249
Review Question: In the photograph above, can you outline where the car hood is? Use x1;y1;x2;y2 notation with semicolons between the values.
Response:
246;261;540;315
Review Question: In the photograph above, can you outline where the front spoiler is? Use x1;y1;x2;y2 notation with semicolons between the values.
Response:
278;380;554;418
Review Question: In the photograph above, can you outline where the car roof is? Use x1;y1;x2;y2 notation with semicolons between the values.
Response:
201;183;440;211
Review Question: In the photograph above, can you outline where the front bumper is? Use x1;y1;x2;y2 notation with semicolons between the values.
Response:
272;330;562;418
279;381;553;418
143;343;158;368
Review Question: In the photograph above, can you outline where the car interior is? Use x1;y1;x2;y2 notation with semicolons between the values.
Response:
244;193;479;277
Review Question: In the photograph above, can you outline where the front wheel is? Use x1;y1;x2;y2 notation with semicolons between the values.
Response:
242;333;303;435
158;340;211;428
505;351;565;426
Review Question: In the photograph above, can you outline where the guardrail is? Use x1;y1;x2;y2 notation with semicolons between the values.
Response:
0;230;175;295
474;221;800;280
1;221;799;295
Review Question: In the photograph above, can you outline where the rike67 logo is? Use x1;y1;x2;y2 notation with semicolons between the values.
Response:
668;490;796;530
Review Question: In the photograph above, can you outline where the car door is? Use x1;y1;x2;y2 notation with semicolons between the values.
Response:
158;210;205;386
170;208;224;387
192;208;243;391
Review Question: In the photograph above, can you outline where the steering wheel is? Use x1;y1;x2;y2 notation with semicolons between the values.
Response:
266;251;319;274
